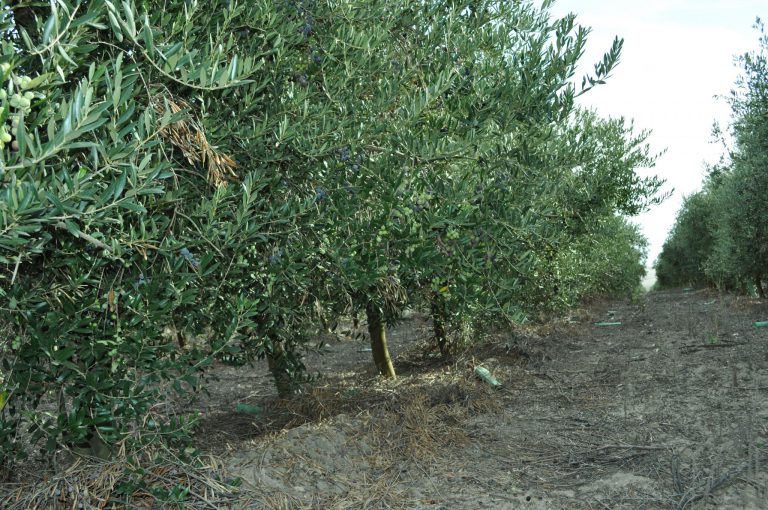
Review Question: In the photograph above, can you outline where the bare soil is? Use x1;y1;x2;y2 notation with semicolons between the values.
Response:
4;288;768;509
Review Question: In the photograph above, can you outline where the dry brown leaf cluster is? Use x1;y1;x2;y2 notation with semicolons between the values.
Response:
152;94;237;187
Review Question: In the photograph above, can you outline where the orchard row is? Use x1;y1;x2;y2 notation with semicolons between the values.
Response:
0;1;662;464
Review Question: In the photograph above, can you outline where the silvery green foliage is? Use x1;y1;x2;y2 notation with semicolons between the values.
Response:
0;0;664;465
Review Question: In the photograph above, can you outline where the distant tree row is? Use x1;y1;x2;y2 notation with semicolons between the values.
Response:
655;21;768;295
0;0;661;468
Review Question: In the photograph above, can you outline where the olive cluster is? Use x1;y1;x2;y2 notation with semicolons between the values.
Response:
282;0;315;36
0;63;43;151
306;44;324;66
180;247;200;268
338;145;363;171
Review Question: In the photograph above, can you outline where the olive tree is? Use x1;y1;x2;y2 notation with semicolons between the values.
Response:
0;0;289;464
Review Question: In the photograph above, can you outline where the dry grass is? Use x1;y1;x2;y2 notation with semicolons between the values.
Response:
0;447;247;509
0;319;551;509
319;472;410;510
241;376;493;509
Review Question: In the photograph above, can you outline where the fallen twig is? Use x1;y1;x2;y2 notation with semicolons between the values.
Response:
594;444;672;452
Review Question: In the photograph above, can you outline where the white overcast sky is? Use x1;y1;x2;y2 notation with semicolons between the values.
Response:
548;1;765;276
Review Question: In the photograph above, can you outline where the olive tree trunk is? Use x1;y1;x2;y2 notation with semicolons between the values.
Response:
430;291;448;356
365;302;396;378
266;338;294;397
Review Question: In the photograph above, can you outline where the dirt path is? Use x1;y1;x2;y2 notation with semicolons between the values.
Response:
206;289;768;509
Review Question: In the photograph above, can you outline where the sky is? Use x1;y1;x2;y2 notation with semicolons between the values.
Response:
548;1;765;283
